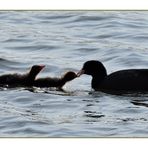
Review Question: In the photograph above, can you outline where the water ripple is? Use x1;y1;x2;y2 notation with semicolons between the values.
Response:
0;11;148;137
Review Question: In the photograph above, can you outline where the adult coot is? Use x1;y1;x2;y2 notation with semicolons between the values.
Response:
34;71;77;88
0;65;45;87
77;60;148;94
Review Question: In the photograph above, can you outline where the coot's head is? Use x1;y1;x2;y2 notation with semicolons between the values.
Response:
62;71;77;82
77;60;107;77
29;65;45;80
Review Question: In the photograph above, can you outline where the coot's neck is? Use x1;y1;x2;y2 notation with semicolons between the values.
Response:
27;71;37;82
59;78;66;87
91;69;107;89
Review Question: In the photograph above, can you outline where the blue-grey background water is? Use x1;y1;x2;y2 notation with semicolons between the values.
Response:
1;11;148;137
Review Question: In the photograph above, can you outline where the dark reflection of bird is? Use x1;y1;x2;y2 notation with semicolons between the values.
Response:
0;65;45;87
77;60;148;94
34;71;77;89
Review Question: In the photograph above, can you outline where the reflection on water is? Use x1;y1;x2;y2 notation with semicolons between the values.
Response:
0;11;148;137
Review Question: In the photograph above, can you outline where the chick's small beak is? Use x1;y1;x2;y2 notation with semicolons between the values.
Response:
77;69;85;77
40;65;45;71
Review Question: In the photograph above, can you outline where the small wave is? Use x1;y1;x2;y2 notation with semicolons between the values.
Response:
120;117;147;122
73;15;110;23
3;38;31;43
27;87;79;97
84;110;105;119
76;47;98;53
131;101;148;107
35;12;76;20
0;57;21;65
0;57;25;72
9;45;58;51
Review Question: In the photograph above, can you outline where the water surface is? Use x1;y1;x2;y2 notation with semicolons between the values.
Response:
0;11;148;137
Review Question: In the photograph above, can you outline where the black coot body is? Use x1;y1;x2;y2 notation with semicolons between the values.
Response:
34;71;77;88
0;65;45;87
77;60;148;94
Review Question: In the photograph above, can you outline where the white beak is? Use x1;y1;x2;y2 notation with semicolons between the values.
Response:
77;70;85;77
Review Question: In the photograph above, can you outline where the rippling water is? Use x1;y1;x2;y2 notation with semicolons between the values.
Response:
1;11;148;137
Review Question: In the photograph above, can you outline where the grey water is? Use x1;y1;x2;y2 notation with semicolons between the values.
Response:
0;11;148;137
